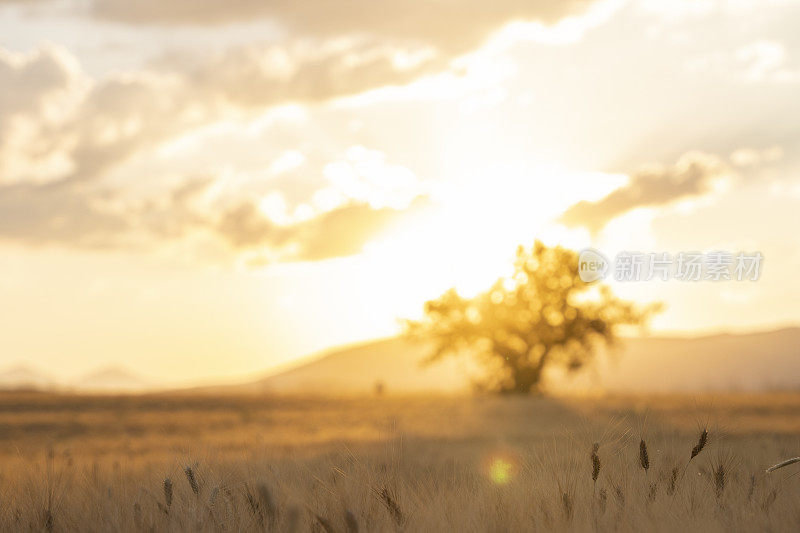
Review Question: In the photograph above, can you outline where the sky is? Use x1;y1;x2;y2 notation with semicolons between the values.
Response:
1;0;799;386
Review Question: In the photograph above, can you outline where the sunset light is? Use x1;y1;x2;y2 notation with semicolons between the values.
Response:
1;1;800;531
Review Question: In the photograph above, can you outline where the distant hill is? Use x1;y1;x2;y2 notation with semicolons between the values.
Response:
0;365;151;392
250;327;800;394
4;327;799;394
253;337;467;393
0;365;57;391
594;327;800;392
72;367;150;392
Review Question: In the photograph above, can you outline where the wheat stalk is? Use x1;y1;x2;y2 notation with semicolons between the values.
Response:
344;509;359;533
41;508;54;532
747;474;756;501
561;491;573;521
377;487;405;526
766;457;800;473
639;439;650;472
690;429;708;461
713;463;726;498
613;484;625;509
314;514;336;533
184;466;199;496
647;481;658;503
597;488;607;515
591;442;601;485
163;478;173;512
681;428;710;481
668;467;679;495
133;501;143;529
257;483;277;526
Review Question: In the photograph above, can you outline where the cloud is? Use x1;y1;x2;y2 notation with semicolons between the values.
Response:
686;40;800;84
0;45;81;118
0;45;212;188
0;0;605;202
209;196;433;261
0;45;87;185
0;40;439;252
0;172;434;262
0;124;434;262
735;41;800;83
188;39;443;109
88;0;595;51
0;181;131;247
80;0;607;110
0;1;605;260
0;43;429;257
559;152;729;232
730;146;783;167
0;57;436;258
169;147;431;261
0;40;442;190
286;199;432;261
0;174;215;249
639;0;794;18
0;52;216;250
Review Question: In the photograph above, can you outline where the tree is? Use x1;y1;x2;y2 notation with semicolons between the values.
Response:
406;241;660;394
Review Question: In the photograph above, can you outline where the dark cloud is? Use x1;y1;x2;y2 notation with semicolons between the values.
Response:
559;153;729;232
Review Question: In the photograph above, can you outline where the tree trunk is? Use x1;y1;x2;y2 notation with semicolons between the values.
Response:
504;365;542;394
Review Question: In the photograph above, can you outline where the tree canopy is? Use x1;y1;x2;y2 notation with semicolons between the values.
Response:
406;241;660;393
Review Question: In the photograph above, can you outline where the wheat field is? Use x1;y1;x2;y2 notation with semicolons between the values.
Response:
1;391;799;532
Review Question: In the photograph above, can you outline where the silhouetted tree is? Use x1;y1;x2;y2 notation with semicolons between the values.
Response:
406;241;660;394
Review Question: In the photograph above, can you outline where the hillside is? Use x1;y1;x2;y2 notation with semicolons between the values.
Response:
254;337;466;393
595;327;800;391
4;328;798;394
253;327;800;393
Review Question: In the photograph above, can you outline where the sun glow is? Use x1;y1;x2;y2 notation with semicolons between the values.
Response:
360;163;627;302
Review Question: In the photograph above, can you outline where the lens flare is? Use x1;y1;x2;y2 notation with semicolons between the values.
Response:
489;457;513;485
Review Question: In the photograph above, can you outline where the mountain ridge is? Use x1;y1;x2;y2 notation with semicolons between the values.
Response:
249;326;800;393
3;326;798;393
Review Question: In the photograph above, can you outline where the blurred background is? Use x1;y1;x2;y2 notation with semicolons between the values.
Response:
1;0;799;393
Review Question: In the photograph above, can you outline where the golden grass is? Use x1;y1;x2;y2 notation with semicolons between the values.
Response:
1;391;799;531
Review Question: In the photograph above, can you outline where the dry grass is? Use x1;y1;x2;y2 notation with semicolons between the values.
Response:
1;391;800;531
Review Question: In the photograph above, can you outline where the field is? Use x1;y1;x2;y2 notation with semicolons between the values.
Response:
1;392;800;531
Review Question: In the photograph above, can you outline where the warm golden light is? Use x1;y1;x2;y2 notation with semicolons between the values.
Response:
1;2;799;531
0;0;796;388
489;457;514;485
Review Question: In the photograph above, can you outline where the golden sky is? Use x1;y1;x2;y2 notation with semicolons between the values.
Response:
1;0;799;385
